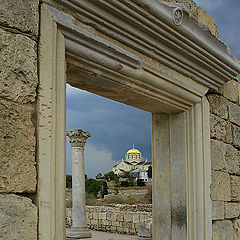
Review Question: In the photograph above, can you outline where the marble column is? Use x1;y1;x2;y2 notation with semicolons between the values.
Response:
66;129;92;239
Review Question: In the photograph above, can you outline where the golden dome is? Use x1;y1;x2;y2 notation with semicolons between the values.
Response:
126;145;141;154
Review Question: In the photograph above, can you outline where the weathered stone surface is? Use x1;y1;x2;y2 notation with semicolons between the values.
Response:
225;144;240;175
233;125;240;148
138;219;152;238
219;80;240;104
208;94;228;119
213;220;234;240
0;28;38;104
0;0;39;39
162;0;218;37
212;201;224;220
211;171;231;201
211;139;227;171
210;114;233;143
224;202;240;219
0;99;36;193
0;194;37;240
229;102;240;126
197;6;218;37
233;219;240;240
230;176;240;201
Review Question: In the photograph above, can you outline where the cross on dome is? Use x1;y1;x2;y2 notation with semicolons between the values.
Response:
126;145;141;154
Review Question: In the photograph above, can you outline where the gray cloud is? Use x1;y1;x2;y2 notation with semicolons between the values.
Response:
66;85;151;178
66;0;240;177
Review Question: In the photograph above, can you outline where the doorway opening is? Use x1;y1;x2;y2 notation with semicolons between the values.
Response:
65;84;152;237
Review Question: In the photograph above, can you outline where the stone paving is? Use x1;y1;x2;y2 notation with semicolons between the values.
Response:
88;230;139;240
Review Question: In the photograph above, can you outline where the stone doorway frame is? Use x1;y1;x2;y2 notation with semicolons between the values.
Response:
37;2;240;240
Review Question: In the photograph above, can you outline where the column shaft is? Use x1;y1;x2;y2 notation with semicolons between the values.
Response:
66;129;91;239
72;147;86;229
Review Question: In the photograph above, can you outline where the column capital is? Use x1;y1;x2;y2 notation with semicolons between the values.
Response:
67;129;91;148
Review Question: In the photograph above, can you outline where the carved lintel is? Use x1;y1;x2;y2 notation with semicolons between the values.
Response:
67;129;91;148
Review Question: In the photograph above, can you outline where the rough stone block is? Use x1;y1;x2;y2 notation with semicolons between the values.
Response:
111;226;117;231
117;213;124;222
0;194;37;240
138;219;152;238
112;220;119;227
133;214;139;223
224;202;240;219
210;114;232;143
93;212;98;219
197;6;218;37
210;139;227;171
233;219;240;240
0;0;39;39
233;125;240;148
229;102;240;126
225;144;240;175
230;176;240;201
124;214;133;222
99;212;106;220
107;213;116;221
118;227;124;233
212;201;224;220
0;100;36;193
208;94;228;119
211;171;231;201
0;28;38;103
219;80;240;104
213;220;234;240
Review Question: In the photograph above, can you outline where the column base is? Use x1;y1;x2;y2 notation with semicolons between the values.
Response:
66;227;92;239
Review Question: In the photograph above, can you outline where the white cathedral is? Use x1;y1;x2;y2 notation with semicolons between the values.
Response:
112;145;152;176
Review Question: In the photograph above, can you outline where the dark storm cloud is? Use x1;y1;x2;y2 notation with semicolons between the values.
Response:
66;86;151;177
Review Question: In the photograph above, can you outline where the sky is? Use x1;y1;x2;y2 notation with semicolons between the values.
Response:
66;0;240;178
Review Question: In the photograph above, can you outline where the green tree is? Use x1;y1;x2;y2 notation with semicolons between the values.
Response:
85;178;102;197
66;175;72;188
100;180;108;197
121;171;134;186
96;173;103;179
120;180;129;187
85;178;108;198
103;171;118;182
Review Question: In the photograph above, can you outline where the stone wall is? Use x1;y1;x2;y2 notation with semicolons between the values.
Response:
66;204;152;235
207;79;240;239
0;0;239;239
0;1;39;239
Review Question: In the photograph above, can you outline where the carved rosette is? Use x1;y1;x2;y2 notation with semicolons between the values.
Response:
173;7;184;26
67;129;91;148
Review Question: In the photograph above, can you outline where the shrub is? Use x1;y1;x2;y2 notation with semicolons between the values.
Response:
66;175;72;188
103;171;118;182
85;178;102;197
85;178;108;198
101;180;108;197
120;180;129;187
137;179;146;186
95;173;103;179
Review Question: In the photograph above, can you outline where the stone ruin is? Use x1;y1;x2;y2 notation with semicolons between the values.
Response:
0;0;240;239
